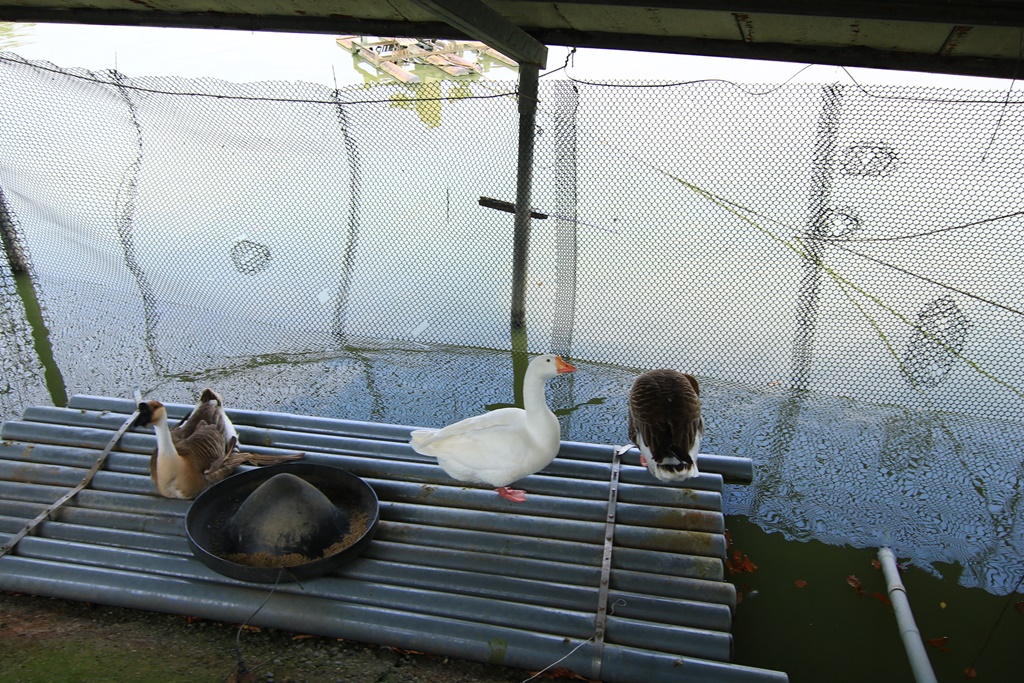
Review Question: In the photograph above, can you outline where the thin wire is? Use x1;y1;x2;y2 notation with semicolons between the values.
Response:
982;28;1023;162
838;64;1024;105
519;599;626;683
827;241;1024;317
0;54;518;105
816;210;1024;243
7;49;1021;109
539;46;576;80
564;60;818;96
225;568;287;683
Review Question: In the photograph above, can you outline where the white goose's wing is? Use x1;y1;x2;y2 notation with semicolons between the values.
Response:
410;408;533;482
410;408;524;450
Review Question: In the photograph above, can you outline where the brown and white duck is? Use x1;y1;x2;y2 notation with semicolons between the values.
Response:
134;388;303;499
625;369;703;481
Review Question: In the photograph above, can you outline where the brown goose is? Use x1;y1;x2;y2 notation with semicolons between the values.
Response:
626;369;703;482
134;388;303;499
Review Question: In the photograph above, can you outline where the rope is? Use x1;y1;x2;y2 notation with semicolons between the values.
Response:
0;396;141;559
591;444;624;679
520;445;625;683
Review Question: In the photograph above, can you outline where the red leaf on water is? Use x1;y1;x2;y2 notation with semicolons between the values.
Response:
964;667;977;679
742;556;758;573
794;579;808;588
925;636;949;651
871;559;882;570
873;592;892;606
733;549;743;566
846;575;863;594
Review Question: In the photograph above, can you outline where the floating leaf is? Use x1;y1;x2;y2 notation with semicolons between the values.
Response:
871;559;881;570
940;602;947;609
873;592;892;606
925;636;951;653
532;667;599;681
292;634;320;640
794;579;808;588
846;575;864;594
964;667;977;679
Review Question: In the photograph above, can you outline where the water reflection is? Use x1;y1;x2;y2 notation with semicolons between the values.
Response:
2;263;1021;596
1;54;1023;601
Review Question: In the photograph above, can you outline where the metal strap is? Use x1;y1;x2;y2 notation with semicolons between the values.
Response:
0;401;140;559
591;445;624;679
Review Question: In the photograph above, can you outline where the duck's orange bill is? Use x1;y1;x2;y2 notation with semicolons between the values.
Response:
555;356;577;374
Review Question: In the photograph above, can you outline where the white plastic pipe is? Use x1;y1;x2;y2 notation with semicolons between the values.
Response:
878;547;938;683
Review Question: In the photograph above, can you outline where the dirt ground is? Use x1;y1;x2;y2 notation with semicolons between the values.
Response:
0;591;538;683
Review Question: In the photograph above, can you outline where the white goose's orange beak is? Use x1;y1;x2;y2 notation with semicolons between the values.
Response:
555;356;577;374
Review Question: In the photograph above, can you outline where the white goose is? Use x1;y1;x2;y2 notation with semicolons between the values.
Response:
134;388;303;499
626;369;703;482
409;354;577;502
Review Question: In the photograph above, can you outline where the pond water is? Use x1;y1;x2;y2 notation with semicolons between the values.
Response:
1;263;1021;682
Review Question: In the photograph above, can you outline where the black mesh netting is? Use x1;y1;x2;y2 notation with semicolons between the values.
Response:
1;52;1022;593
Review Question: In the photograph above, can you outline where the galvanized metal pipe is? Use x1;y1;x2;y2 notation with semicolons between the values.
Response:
2;516;189;556
0;555;785;682
63;395;754;483
878;547;938;683
0;397;788;682
0;465;725;585
7;535;734;662
5;414;727;522
14;409;728;499
0;460;724;585
0;510;733;629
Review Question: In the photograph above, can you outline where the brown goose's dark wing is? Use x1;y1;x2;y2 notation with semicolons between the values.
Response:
172;423;228;473
171;399;219;440
628;369;703;474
